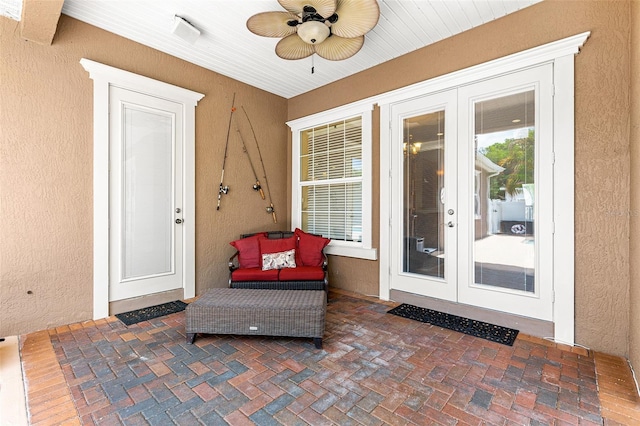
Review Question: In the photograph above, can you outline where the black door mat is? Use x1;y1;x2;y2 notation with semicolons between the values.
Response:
116;301;188;326
387;303;519;346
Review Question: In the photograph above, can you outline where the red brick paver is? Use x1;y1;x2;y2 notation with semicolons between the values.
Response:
18;289;639;425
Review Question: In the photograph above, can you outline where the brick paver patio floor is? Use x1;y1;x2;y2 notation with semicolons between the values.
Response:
20;290;640;425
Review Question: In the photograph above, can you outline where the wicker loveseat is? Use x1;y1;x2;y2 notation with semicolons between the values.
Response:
228;229;330;292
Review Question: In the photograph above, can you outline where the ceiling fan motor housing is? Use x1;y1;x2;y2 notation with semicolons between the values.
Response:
297;20;330;44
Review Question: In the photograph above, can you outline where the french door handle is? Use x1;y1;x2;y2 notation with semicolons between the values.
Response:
447;221;454;228
175;219;183;224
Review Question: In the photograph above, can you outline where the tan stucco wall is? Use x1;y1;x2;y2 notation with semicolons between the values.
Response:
0;15;288;336
1;1;635;362
288;0;632;356
629;0;640;374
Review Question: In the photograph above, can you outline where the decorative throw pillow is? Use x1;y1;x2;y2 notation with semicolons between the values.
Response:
229;233;267;269
294;228;331;267
262;249;297;271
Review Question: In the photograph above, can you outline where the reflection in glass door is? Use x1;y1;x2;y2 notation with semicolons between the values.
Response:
457;64;553;321
403;111;446;279
391;89;458;302
390;65;553;321
473;91;535;293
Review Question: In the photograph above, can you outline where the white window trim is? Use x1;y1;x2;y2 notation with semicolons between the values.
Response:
80;58;203;320
378;32;589;347
288;104;377;260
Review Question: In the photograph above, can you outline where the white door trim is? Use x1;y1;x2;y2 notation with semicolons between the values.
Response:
81;59;203;319
379;33;589;346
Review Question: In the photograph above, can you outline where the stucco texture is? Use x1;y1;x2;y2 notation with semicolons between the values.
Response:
629;0;640;373
1;0;636;362
288;0;632;356
0;15;288;336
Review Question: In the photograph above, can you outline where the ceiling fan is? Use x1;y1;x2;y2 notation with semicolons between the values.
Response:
247;0;380;61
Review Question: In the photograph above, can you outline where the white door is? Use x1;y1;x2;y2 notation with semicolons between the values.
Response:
390;64;554;321
109;87;184;301
390;89;458;301
457;65;554;320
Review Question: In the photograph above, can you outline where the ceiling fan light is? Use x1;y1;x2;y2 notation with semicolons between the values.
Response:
297;21;330;44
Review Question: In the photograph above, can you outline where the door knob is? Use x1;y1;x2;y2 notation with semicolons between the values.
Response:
447;221;454;228
175;219;183;224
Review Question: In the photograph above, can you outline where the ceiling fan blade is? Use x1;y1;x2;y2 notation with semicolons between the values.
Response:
314;34;364;61
278;0;336;18
330;0;380;39
247;11;299;38
275;34;316;60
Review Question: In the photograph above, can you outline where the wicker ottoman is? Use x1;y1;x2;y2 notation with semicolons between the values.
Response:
185;288;326;349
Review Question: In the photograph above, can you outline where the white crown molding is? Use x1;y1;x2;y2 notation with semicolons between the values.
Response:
80;58;204;105
288;32;590;127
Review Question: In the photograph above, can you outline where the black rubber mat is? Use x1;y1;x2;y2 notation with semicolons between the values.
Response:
116;301;188;326
388;303;519;346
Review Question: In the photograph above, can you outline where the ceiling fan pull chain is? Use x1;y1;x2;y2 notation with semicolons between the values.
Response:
311;55;315;74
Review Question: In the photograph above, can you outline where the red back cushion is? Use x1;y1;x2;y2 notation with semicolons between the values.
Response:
229;233;267;269
294;228;330;267
259;236;297;258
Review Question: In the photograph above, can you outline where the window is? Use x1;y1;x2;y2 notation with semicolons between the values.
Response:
289;104;376;260
301;116;363;241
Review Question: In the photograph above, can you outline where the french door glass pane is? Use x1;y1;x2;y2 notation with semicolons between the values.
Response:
403;110;445;278
473;90;535;292
122;106;173;279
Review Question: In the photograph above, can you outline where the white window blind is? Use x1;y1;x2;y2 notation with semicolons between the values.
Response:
300;116;363;242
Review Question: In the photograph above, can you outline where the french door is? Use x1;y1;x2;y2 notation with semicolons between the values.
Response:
391;90;458;301
109;87;184;301
390;65;554;321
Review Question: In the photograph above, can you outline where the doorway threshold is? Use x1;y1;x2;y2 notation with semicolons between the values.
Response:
110;288;184;316
389;289;554;339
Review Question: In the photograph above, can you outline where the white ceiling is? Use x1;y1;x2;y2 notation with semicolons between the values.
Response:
60;0;540;99
0;0;21;20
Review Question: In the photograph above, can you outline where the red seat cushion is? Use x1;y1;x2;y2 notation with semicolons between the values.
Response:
229;233;267;269
278;266;325;281
231;267;279;282
294;228;330;267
